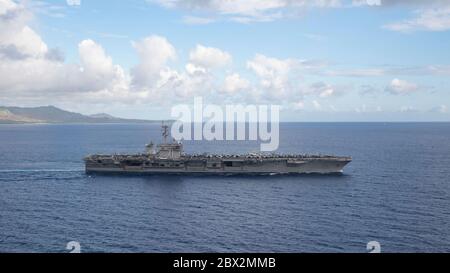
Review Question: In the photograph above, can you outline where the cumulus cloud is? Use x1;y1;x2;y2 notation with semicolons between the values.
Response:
385;78;421;95
430;105;448;113
66;0;81;6
0;0;240;107
152;0;450;26
131;35;177;88
189;44;232;69
151;0;450;33
325;68;386;77
400;105;418;112
0;0;61;93
0;1;46;58
296;81;350;100
308;82;344;98
129;38;229;102
371;0;449;7
223;73;250;94
385;7;450;32
247;54;298;100
438;105;448;113
324;65;450;78
0;0;129;102
359;84;378;96
182;15;215;25
352;0;380;6
4;0;445;116
153;0;342;23
291;100;305;110
312;100;322;110
376;0;450;32
245;54;348;103
78;39;129;92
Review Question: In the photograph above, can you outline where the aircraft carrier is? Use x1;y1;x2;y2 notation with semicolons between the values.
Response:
84;125;352;175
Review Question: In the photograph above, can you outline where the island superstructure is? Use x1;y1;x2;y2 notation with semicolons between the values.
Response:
84;124;352;175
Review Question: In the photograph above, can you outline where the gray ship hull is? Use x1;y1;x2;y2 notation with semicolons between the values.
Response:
84;126;351;176
85;157;351;175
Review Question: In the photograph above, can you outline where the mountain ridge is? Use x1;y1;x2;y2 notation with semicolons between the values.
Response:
0;106;157;124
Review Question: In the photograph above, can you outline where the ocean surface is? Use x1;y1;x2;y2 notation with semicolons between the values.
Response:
0;123;449;253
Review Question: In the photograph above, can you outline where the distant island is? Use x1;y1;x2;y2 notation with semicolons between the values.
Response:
0;106;158;124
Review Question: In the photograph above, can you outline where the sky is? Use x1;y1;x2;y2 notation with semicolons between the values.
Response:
1;0;450;121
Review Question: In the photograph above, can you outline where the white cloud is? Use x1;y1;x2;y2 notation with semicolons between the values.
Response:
247;54;297;100
352;0;380;6
291;100;305;110
325;68;386;77
400;106;418;112
312;100;322;110
427;65;450;75
247;54;295;79
189;44;232;69
66;0;81;6
152;0;450;32
153;0;342;23
308;82;339;98
223;73;250;94
355;104;368;113
359;84;378;96
185;63;207;75
0;0;238;107
182;16;215;25
6;26;48;58
245;54;348;103
0;1;43;58
79;40;113;77
386;78;421;95
300;81;348;99
430;105;448;113
439;105;448;113
0;0;61;93
369;0;449;7
24;1;66;18
319;88;334;98
0;0;129;101
323;65;450;78
131;36;177;88
129;39;233;102
385;7;450;32
3;0;447;117
78;39;129;93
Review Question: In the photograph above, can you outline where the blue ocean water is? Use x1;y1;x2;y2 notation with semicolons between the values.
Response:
0;123;449;253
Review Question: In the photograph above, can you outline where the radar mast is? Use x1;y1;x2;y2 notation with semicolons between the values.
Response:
162;121;169;144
